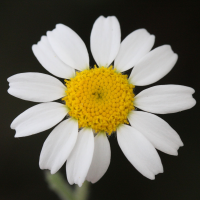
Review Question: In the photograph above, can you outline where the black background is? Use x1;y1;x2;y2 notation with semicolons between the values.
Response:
1;0;199;200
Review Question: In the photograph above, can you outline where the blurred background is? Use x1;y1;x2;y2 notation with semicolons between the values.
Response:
0;0;199;199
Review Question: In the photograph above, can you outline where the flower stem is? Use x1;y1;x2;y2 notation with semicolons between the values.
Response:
45;171;90;200
74;181;89;200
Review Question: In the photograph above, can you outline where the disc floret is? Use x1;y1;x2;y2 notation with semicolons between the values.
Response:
62;66;135;135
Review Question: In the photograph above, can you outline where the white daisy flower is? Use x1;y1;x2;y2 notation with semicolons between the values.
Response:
8;16;196;187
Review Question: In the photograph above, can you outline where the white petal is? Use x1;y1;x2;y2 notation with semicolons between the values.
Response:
11;102;68;137
129;45;178;86
86;133;111;183
66;128;94;187
90;16;121;67
134;85;196;114
117;124;163;180
47;24;89;71
114;29;155;72
7;73;66;102
39;118;78;174
128;111;183;155
32;36;75;79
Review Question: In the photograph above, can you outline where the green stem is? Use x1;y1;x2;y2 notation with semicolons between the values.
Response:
45;171;75;200
45;171;90;200
75;181;90;200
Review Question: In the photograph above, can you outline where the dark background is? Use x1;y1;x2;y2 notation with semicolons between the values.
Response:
0;0;199;199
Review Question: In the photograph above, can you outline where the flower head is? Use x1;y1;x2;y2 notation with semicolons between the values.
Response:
8;16;196;186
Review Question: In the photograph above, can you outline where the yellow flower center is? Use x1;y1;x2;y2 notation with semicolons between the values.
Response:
62;66;135;135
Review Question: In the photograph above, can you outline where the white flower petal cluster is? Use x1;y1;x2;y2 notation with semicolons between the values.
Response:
8;16;196;187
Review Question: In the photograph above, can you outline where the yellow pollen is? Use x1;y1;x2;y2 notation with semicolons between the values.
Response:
62;66;135;135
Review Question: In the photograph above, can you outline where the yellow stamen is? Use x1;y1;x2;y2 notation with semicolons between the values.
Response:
62;66;135;135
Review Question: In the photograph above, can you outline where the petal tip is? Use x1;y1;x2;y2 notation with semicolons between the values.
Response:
98;15;105;20
164;44;171;49
181;142;184;147
32;44;37;50
173;151;178;156
178;138;184;147
7;88;11;94
151;34;155;42
50;169;56;175
149;175;155;180
10;124;14;130
77;180;85;187
39;163;44;170
160;166;164;173
46;30;51;36
14;133;20;138
55;23;65;29
40;35;47;41
7;76;13;82
192;98;196;107
10;118;16;129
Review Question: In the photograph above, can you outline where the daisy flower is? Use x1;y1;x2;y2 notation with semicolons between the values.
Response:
8;16;196;187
